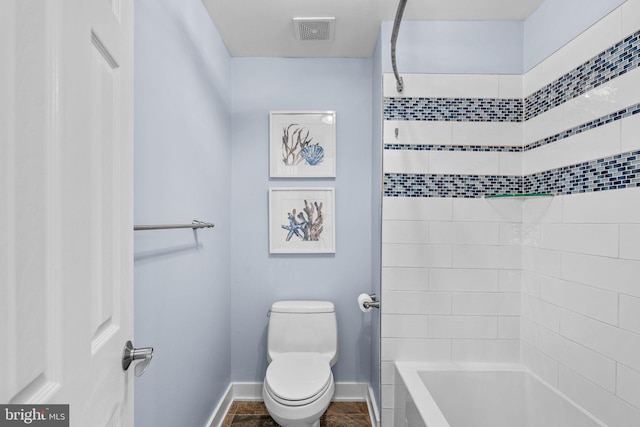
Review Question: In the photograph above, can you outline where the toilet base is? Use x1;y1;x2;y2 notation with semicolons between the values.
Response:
277;420;319;427
262;381;334;427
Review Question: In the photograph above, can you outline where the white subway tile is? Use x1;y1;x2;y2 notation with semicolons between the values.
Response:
522;105;564;145
521;317;540;347
523;121;622;175
454;198;522;223
453;245;522;269
620;225;640;260
621;113;640;154
499;75;523;99
383;150;430;174
499;269;522;292
382;243;452;268
605;67;640;115
384;120;453;145
521;294;561;333
428;315;498;339
541;278;619;325
560;310;640;371
559;365;640;427
383;197;453;221
498;316;520;339
452;122;522;147
429;268;499;292
451;339;519;362
381;337;451;361
622;0;640;38
380;410;393;427
620;295;640;335
523;63;543;97
381;385;395;410
561;252;640;298
523;195;562;222
382;314;429;338
383;73;429;97
499;222;522;245
498;152;522;176
383;220;429;244
429;221;500;245
428;74;500;98
522;247;561;277
381;362;395;384
539;223;619;258
428;151;501;175
562;187;640;224
521;342;559;387
382;291;452;315
382;267;429;291
538;328;617;392
522;270;543;298
452;292;520;316
556;91;625;132
522;222;544;247
394;73;430;97
617;364;640;410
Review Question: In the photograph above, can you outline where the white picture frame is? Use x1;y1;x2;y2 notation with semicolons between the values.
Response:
269;111;336;178
268;187;335;254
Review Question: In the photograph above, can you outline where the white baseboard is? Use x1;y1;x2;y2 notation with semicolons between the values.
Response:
205;383;233;427
205;382;380;427
367;384;381;427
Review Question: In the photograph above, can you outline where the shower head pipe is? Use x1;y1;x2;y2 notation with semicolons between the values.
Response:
391;0;408;93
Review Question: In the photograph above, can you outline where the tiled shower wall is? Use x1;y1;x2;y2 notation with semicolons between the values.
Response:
381;1;640;425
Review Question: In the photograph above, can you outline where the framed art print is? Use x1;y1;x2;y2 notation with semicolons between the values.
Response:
269;187;335;254
269;111;336;178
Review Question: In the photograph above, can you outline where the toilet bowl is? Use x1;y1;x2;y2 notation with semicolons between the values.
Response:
263;301;338;427
263;353;334;427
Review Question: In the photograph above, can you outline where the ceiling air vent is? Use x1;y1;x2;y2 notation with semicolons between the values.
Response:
293;17;335;42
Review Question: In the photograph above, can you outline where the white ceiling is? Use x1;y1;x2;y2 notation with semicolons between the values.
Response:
202;0;545;58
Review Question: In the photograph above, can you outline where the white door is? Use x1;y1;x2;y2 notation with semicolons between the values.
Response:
0;0;134;425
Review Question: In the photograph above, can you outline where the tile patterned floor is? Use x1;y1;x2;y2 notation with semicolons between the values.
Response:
221;401;372;427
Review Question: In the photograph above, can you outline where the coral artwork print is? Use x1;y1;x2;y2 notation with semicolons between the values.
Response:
281;199;324;242
281;124;325;167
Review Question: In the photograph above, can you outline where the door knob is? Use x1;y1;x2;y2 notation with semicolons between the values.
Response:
122;340;154;377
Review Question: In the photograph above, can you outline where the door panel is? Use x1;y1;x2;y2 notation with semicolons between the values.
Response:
0;0;134;425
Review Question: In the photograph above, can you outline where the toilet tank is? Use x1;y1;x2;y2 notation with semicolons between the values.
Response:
267;301;338;366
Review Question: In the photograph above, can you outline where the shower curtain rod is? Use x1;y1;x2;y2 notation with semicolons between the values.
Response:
133;220;215;231
391;0;408;93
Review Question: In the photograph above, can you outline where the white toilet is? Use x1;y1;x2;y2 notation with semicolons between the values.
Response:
262;300;338;427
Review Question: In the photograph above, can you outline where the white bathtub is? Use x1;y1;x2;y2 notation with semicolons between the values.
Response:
393;363;607;427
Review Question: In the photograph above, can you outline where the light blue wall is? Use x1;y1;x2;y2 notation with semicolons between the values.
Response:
134;0;232;426
230;58;374;384
381;20;524;74
524;0;626;71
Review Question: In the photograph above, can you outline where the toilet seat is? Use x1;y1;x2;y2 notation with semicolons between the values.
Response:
265;353;332;407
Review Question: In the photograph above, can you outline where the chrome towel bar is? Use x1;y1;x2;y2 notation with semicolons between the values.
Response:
133;220;215;231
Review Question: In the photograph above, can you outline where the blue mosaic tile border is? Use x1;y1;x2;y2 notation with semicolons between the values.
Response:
525;30;640;121
384;150;640;198
383;101;640;153
383;30;640;125
385;143;522;153
524;150;640;195
383;98;523;122
384;173;522;198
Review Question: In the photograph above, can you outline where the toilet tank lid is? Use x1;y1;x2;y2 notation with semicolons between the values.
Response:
271;301;335;313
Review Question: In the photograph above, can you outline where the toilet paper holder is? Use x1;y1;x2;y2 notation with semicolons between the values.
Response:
362;293;380;309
